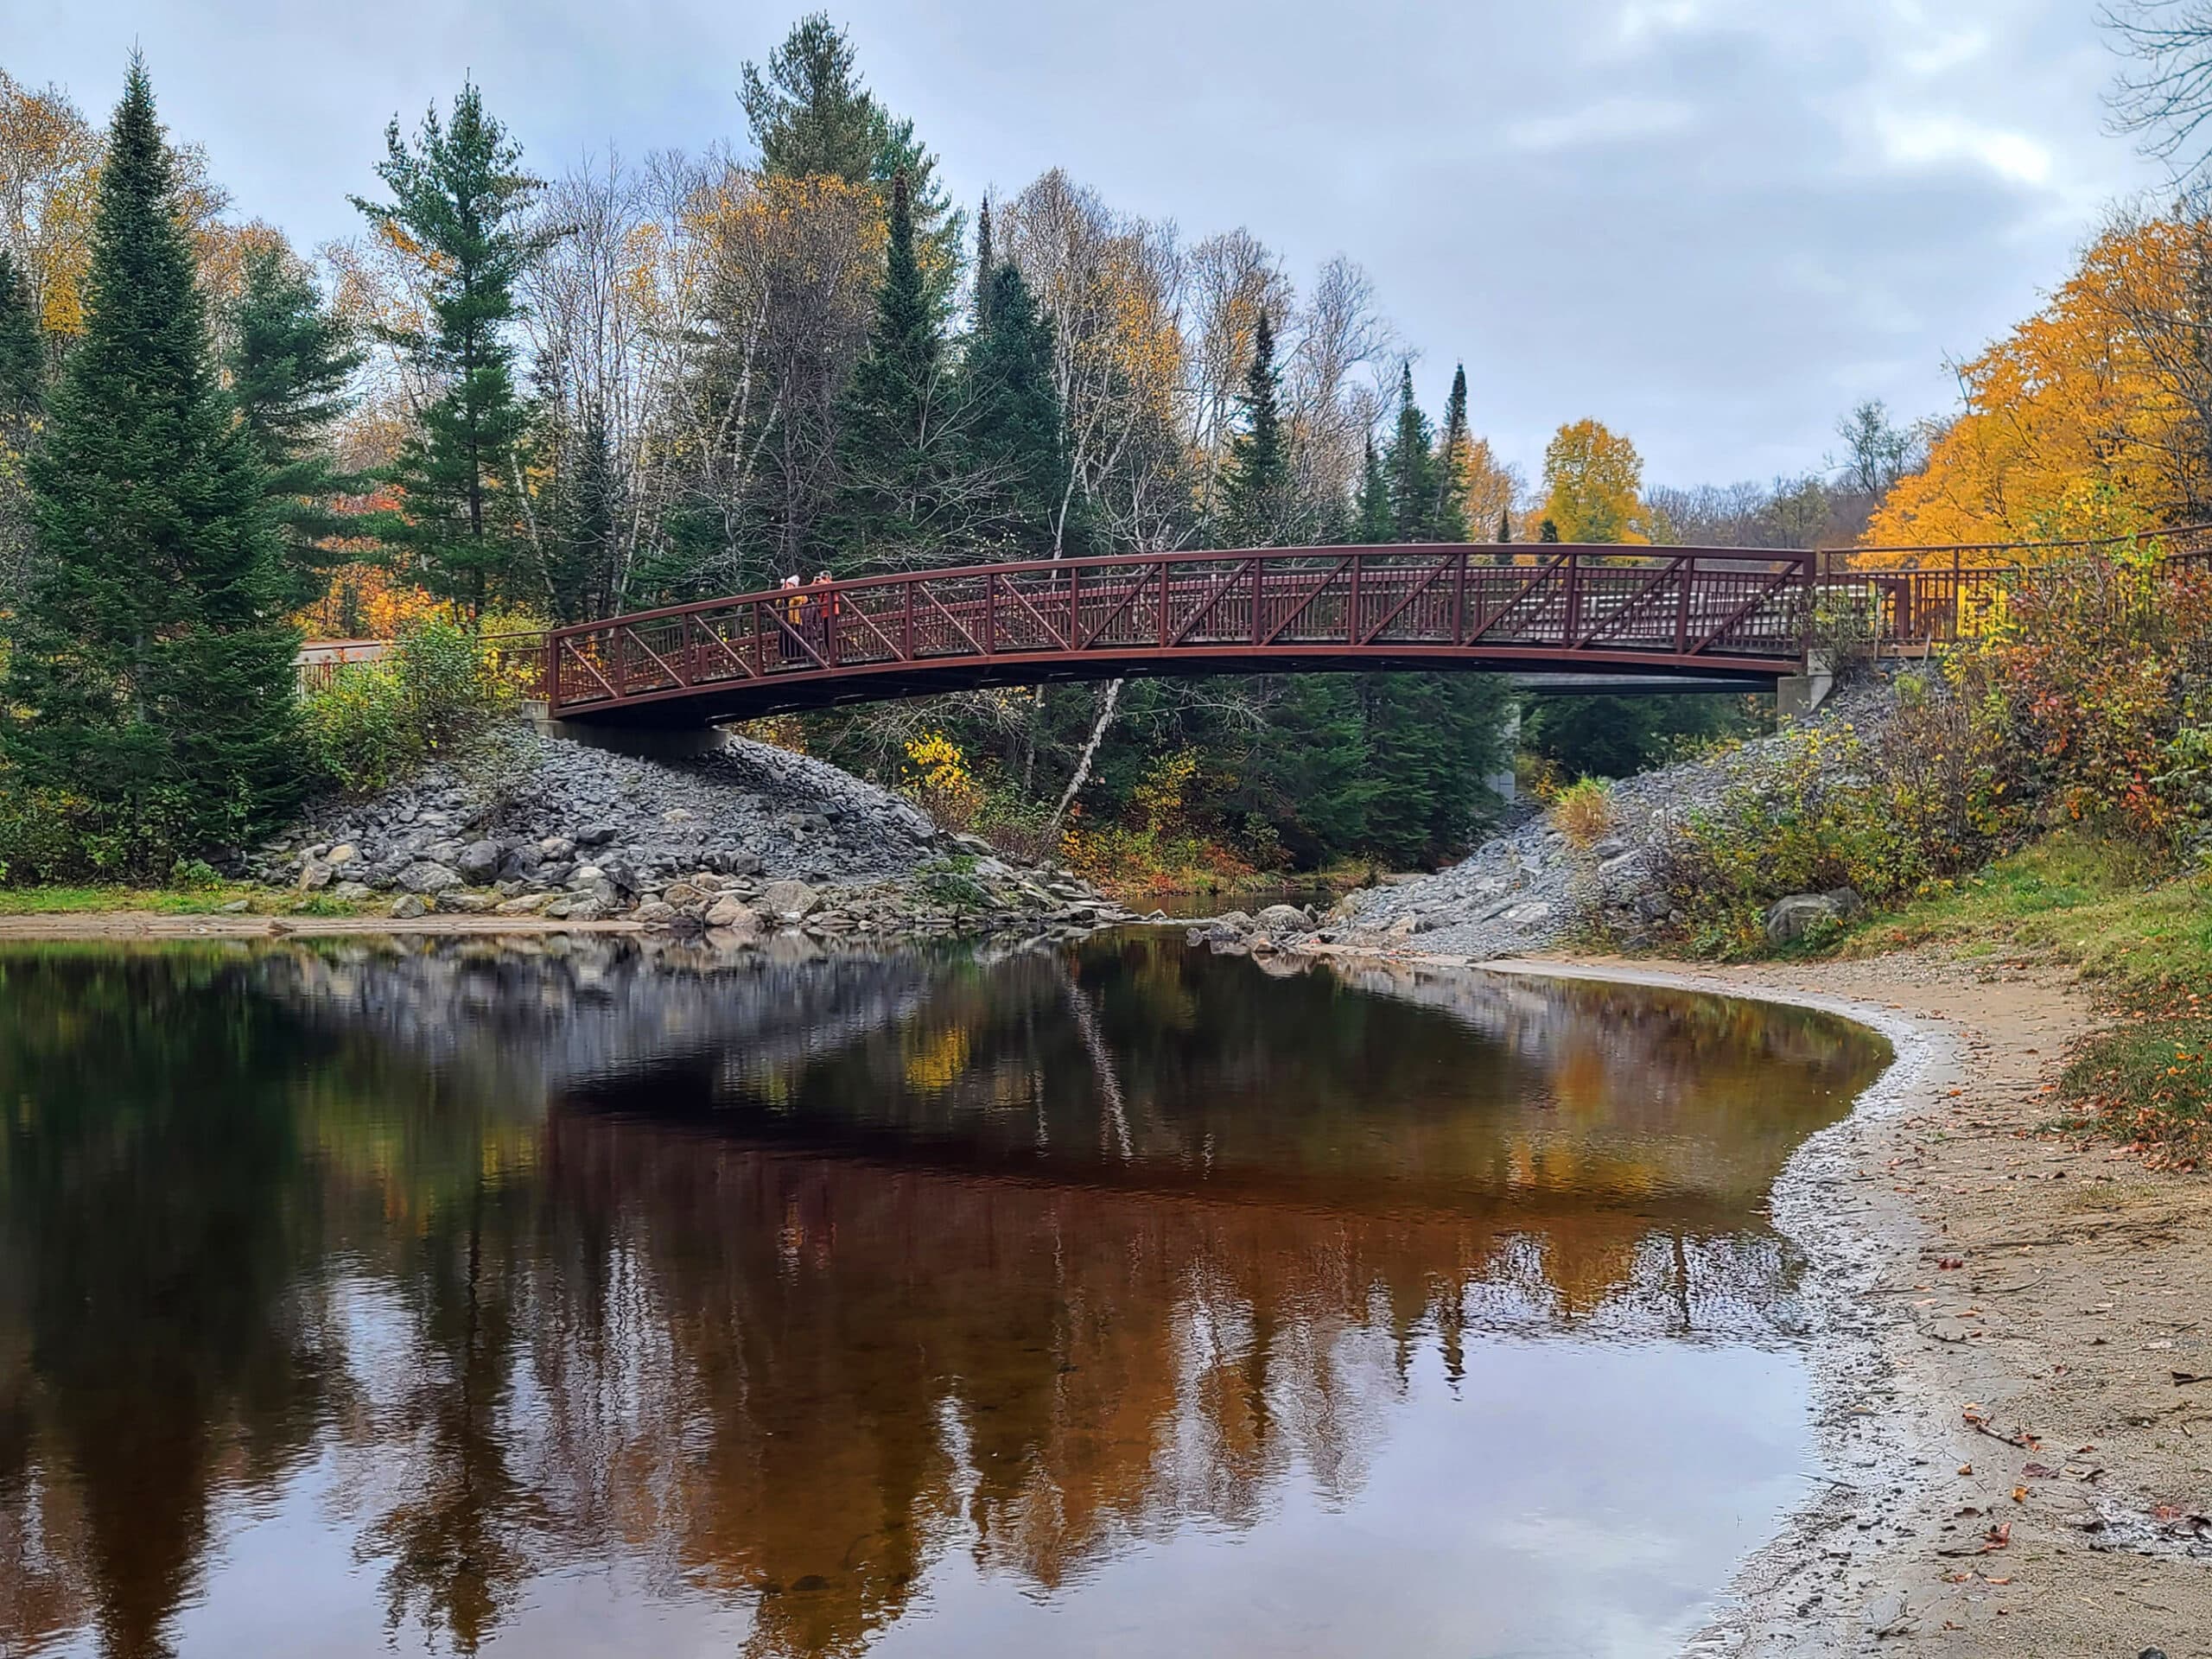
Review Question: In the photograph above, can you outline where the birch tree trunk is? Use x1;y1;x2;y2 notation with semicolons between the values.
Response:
1044;678;1122;842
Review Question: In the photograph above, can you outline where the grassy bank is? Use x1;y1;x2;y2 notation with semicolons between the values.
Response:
1828;835;2212;1165
0;884;365;918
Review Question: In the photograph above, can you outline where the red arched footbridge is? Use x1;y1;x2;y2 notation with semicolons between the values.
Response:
539;544;1819;726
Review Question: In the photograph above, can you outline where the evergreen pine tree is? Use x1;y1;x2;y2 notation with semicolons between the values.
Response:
830;170;958;569
973;194;994;328
741;14;961;294
1384;364;1438;542
1217;308;1288;549
225;243;365;612
539;400;623;624
352;83;550;619
1433;363;1471;541
1;59;300;870
1496;508;1511;543
1539;517;1560;543
963;263;1070;556
1352;435;1392;543
0;249;41;418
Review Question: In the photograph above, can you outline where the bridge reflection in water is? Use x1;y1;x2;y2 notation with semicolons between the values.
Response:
0;935;1886;1659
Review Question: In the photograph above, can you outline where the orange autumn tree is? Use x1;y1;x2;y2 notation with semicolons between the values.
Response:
1866;213;2211;552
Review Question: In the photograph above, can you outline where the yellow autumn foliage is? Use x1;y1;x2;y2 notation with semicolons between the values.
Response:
1866;216;2207;553
1541;418;1656;544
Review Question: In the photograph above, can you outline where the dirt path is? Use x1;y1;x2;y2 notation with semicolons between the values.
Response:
1311;942;2212;1656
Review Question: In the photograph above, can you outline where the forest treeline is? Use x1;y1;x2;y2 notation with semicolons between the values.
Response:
0;20;1934;884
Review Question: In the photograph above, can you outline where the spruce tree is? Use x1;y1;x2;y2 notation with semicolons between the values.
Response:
226;243;365;612
1496;508;1511;543
0;249;41;418
973;195;994;328
538;401;623;623
1433;363;1471;541
831;170;957;569
1384;364;1438;542
1;59;300;870
352;83;549;618
741;14;961;293
1217;308;1287;549
1353;435;1392;543
1539;517;1560;543
963;263;1070;556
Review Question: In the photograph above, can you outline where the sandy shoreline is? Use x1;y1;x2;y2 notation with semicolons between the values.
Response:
1310;941;2212;1656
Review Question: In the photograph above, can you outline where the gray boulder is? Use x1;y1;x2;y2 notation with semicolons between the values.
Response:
1252;903;1309;934
761;878;823;920
397;861;463;895
455;839;504;881
704;895;765;932
1763;887;1863;944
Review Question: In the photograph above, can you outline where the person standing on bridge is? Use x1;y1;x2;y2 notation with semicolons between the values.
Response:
779;574;804;664
812;570;837;656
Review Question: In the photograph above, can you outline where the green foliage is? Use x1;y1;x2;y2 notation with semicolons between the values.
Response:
225;243;364;609
915;853;990;910
830;169;963;571
741;12;960;292
299;620;512;794
1526;690;1768;779
963;264;1071;556
352;83;551;616
537;400;624;623
0;247;40;417
1384;363;1439;541
1433;364;1471;542
1217;308;1288;548
1654;675;2024;953
0;60;302;883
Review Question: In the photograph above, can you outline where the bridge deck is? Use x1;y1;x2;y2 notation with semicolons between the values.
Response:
543;545;1811;726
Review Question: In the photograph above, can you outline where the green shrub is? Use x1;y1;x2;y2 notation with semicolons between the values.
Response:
300;620;515;796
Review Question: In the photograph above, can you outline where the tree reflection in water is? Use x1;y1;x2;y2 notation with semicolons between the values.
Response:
0;934;1886;1658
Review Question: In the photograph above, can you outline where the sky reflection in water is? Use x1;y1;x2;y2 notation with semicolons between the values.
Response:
0;932;1888;1658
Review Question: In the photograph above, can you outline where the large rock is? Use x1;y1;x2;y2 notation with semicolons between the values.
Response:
761;879;823;920
704;895;763;931
455;839;503;881
397;861;463;895
1252;904;1310;935
1763;887;1864;944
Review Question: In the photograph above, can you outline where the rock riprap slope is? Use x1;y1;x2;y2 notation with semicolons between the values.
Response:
256;728;1135;938
1255;678;1897;963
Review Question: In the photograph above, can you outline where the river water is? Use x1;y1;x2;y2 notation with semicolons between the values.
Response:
0;933;1887;1659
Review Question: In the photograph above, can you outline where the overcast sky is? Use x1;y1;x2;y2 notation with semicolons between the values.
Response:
4;0;2171;487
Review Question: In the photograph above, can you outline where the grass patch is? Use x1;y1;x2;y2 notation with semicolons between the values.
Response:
0;885;368;918
1827;832;2212;1165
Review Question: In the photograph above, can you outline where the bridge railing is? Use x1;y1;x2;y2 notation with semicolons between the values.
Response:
1816;523;2212;649
541;545;1815;716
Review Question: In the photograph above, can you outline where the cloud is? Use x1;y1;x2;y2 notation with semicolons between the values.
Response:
12;0;2170;487
1505;97;1696;153
1872;110;2055;189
